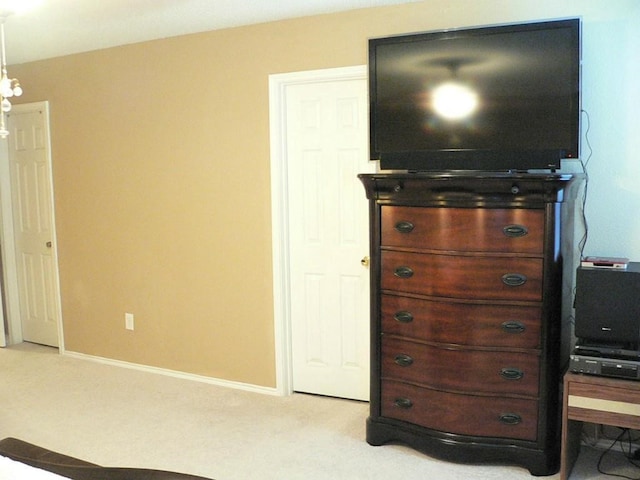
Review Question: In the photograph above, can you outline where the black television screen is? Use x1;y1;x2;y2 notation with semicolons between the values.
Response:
369;19;581;172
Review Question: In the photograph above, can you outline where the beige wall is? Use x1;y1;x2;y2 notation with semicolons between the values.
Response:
10;0;639;388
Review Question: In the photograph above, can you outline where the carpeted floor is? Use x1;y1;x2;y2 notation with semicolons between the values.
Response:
1;342;637;480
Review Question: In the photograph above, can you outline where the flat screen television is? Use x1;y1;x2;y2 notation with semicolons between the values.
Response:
369;19;581;172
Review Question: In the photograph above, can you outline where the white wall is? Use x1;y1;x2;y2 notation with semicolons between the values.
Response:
575;1;640;259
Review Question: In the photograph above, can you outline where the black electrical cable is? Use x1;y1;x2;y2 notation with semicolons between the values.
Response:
577;108;592;259
596;428;640;479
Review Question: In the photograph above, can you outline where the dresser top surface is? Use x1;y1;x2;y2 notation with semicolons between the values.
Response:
359;171;580;181
359;172;584;206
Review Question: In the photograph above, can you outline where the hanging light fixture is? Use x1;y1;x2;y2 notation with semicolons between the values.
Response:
0;12;22;138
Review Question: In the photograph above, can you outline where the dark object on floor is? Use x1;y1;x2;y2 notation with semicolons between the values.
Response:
0;437;212;480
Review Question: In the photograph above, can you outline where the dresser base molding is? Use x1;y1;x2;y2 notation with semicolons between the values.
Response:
367;417;558;476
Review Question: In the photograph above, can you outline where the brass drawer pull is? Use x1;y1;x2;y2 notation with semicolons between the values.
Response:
503;224;529;237
395;221;415;234
499;413;522;425
502;273;527;287
394;397;413;409
394;354;414;367
501;321;526;334
394;266;414;278
394;311;414;324
500;367;524;380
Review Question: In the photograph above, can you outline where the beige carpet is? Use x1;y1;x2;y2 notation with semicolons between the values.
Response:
0;343;636;479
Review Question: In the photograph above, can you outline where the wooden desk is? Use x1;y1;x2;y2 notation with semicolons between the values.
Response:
561;372;640;479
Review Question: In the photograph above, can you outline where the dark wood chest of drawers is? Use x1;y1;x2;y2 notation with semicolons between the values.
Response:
359;172;583;476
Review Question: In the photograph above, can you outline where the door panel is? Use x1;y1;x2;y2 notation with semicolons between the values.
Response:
286;75;373;400
8;105;60;347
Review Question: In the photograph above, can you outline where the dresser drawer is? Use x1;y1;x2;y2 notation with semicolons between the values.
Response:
382;337;540;396
381;251;543;301
381;379;539;441
381;206;544;254
381;294;541;349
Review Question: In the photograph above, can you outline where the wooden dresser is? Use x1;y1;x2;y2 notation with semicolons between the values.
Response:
359;172;583;476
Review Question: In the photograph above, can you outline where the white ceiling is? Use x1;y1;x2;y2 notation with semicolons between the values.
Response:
3;0;422;64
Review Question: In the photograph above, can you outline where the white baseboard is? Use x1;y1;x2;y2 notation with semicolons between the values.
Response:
63;350;281;396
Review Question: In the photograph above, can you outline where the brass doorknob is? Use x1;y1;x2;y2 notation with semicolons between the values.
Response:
361;256;370;267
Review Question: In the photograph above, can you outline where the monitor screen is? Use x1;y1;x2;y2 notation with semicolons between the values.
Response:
369;19;581;172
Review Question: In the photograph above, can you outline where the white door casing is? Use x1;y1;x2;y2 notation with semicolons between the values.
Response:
0;137;8;347
0;112;22;347
270;66;375;400
4;102;62;347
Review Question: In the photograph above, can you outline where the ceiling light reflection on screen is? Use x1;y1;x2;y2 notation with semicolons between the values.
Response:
431;82;479;120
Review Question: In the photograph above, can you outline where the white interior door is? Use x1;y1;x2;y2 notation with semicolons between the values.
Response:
283;69;374;401
6;102;61;347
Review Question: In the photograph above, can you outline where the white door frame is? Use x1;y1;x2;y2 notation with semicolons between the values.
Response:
0;137;10;347
0;101;64;349
269;65;367;396
0;109;22;346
